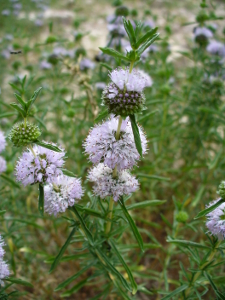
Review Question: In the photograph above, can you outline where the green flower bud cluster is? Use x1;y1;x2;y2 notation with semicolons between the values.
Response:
217;181;225;199
102;83;145;117
9;122;41;147
176;211;189;223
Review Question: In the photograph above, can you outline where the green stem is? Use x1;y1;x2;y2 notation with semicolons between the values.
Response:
105;197;114;235
105;115;123;235
24;117;27;129
129;61;134;73
28;144;36;157
115;116;123;140
184;240;222;298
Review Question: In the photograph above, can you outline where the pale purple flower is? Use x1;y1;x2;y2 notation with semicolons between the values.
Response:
206;40;225;57
107;23;126;37
1;49;10;60
138;70;153;87
108;67;151;94
88;163;139;201
0;235;10;285
79;58;95;71
194;27;213;44
206;199;225;240
15;144;65;186
95;82;106;90
44;175;83;216
2;10;10;16
34;19;43;27
4;34;13;41
0;131;6;153
84;116;147;171
40;60;52;70
0;157;7;174
53;47;74;58
13;3;22;10
144;19;155;29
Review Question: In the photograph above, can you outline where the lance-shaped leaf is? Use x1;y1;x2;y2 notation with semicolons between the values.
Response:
0;174;20;188
5;278;33;288
99;47;130;62
95;247;132;292
27;87;42;110
122;17;136;47
95;109;109;123
55;263;94;291
129;114;142;157
161;284;188;300
167;237;210;249
135;27;158;49
10;103;26;118
49;227;77;274
60;279;88;297
14;93;26;110
62;169;76;178
110;240;137;294
70;206;94;246
119;196;144;252
137;33;159;56
38;184;44;216
34;140;62;152
126;200;166;210
195;198;225;219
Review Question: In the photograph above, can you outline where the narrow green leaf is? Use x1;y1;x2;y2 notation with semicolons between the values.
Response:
95;109;109;123
161;284;188;300
62;169;77;177
99;62;112;71
136;27;158;49
99;47;130;62
137;33;159;56
38;184;44;216
9;83;22;93
75;204;105;219
34;140;62;152
138;109;159;122
70;206;94;245
49;227;76;274
10;103;26;118
27;87;42;110
96;247;132;292
192;185;205;207
60;279;88;297
0;174;20;188
195;198;225;219
137;173;170;181
127;200;166;210
55;264;93;291
204;272;225;300
0;112;17;119
119;197;144;252
167;237;210;249
110;240;137;294
14;93;26;110
0;210;6;215
129;114;142;157
5;278;33;288
122;17;136;47
208;148;223;170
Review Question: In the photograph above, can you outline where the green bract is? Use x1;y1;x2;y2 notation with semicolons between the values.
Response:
9;122;41;147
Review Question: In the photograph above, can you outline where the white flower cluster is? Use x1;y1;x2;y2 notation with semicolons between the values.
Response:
85;115;146;201
0;131;6;174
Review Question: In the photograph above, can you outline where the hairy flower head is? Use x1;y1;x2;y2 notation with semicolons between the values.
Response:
0;157;7;174
206;199;225;240
0;131;6;153
44;175;83;216
102;68;151;116
84;116;147;170
88;163;139;201
15;143;65;186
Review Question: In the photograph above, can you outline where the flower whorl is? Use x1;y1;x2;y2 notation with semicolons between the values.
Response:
84;116;147;171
